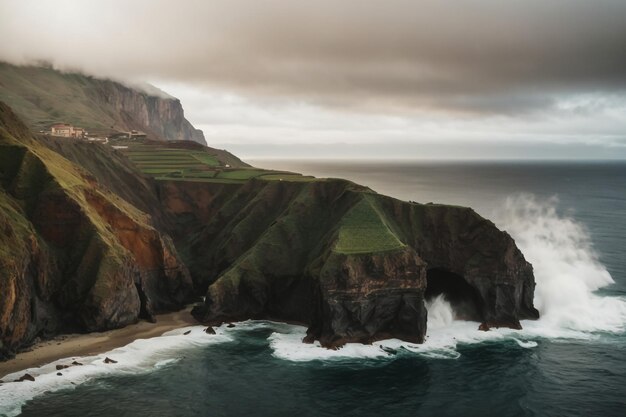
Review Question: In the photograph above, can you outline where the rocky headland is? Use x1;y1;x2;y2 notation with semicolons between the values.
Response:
0;94;538;361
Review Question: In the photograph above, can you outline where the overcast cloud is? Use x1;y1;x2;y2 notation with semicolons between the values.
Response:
1;0;625;158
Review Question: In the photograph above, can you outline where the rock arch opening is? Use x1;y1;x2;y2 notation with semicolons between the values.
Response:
425;268;484;322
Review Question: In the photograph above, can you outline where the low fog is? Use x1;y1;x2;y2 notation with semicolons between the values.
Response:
1;0;625;158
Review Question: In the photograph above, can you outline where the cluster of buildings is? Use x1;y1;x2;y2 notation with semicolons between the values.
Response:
47;123;146;143
50;123;86;138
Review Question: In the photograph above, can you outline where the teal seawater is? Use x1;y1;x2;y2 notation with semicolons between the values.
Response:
13;161;626;416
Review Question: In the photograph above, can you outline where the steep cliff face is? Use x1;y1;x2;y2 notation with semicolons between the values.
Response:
0;102;194;359
172;179;538;347
0;96;539;356
89;80;205;143
0;62;206;144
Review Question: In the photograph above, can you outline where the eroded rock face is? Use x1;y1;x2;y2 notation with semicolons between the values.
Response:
92;81;206;144
310;248;428;347
0;98;539;356
0;102;194;358
185;180;539;347
383;199;540;328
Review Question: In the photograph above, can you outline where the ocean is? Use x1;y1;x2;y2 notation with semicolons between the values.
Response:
2;160;626;417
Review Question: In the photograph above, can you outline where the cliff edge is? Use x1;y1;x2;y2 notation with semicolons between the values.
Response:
165;179;539;347
0;102;194;359
0;100;539;358
0;62;206;144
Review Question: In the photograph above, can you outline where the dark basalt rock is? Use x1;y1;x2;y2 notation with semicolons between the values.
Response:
56;364;69;370
183;330;191;335
309;248;428;347
104;357;117;364
16;373;35;382
71;361;83;366
188;180;539;347
204;327;216;334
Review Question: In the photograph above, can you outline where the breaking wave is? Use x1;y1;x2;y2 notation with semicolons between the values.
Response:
2;194;626;414
495;194;626;337
268;194;626;362
0;327;231;417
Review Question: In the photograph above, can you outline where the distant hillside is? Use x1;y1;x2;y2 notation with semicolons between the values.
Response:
0;62;206;144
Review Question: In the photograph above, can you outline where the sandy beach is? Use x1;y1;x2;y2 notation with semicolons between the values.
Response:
0;307;198;379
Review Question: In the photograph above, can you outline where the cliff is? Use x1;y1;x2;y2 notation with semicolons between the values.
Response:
168;179;539;347
0;102;194;359
0;62;206;144
0;100;539;358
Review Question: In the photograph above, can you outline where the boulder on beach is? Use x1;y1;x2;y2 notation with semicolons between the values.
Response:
16;373;35;382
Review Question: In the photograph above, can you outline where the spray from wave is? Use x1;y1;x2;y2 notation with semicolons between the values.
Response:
269;193;626;362
2;193;625;407
494;194;626;337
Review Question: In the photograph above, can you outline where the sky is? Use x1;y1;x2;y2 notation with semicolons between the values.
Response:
1;0;625;159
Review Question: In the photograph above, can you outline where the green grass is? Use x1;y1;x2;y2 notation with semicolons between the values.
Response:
191;153;219;166
121;145;224;180
120;144;321;184
258;174;317;182
214;169;270;180
155;177;245;184
334;195;406;254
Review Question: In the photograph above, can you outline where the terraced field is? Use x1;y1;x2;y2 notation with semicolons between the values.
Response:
120;143;315;183
334;195;406;254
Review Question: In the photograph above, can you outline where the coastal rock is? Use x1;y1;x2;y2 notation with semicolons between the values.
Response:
309;247;428;347
0;102;194;357
104;357;117;364
188;180;539;347
204;327;216;334
16;373;35;382
56;364;69;370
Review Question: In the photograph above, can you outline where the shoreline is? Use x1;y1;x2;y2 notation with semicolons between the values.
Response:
0;306;198;379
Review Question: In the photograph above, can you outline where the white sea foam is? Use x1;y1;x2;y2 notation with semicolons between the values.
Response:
3;194;626;411
269;194;626;362
495;194;626;336
424;294;455;329
0;326;231;417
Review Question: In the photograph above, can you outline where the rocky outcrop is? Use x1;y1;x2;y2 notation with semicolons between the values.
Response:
90;80;205;144
183;179;539;347
309;248;428;347
0;102;194;359
0;62;206;144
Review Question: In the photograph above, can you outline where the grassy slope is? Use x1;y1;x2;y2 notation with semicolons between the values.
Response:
334;194;406;254
118;141;317;183
0;62;206;145
114;140;408;258
0;62;119;132
0;102;194;352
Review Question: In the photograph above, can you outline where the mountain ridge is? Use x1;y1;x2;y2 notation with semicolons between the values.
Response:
0;62;206;144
